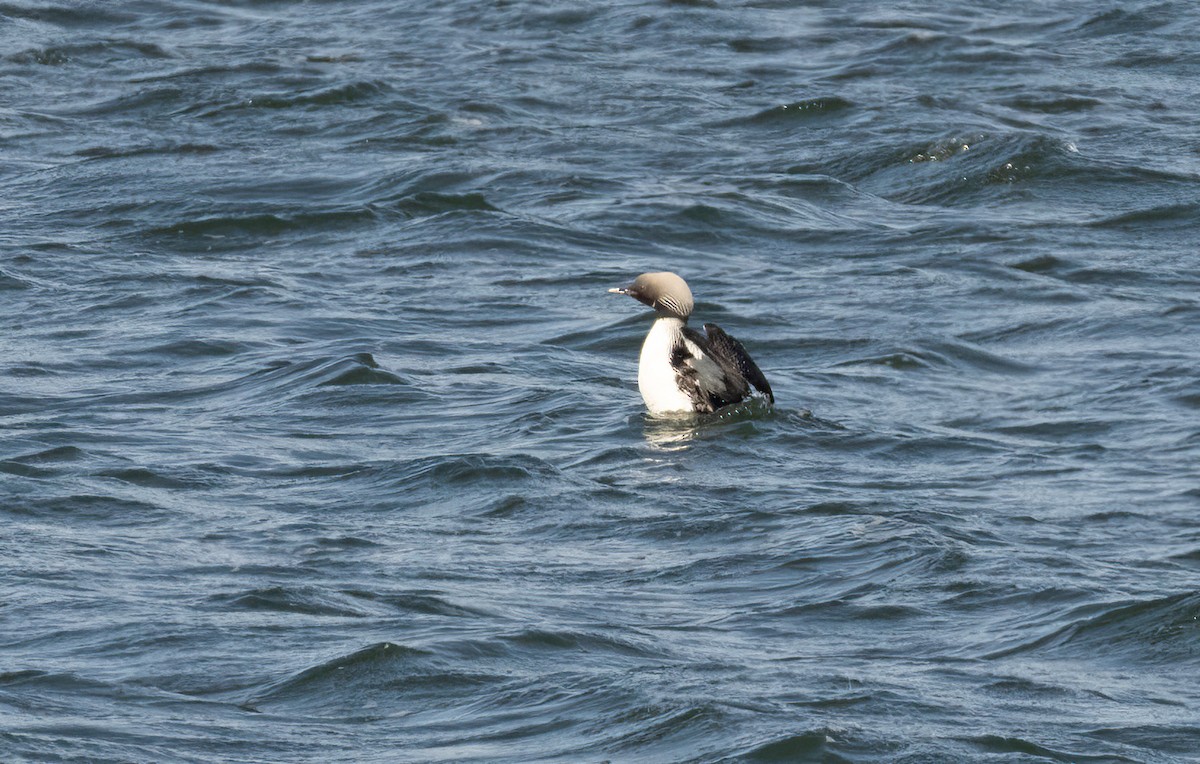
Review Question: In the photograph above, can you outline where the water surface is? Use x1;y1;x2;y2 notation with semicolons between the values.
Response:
3;1;1200;761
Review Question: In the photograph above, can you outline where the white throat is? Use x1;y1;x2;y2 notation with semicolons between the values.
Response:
637;316;694;415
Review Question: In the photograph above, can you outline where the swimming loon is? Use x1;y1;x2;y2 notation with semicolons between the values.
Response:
608;271;774;416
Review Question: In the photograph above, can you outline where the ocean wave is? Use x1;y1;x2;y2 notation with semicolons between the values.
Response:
243;641;490;717
338;589;490;618
210;585;374;618
97;464;217;489
1090;201;1200;229
0;2;136;26
73;141;221;160
395;453;562;486
162;352;413;406
4;493;167;522
723;97;855;127
737;729;842;762
834;338;1034;374
957;733;1140;763
7;39;171;66
1069;5;1177;38
196;79;394;116
390;191;500;217
0;353;419;427
143;208;380;240
795;130;1193;210
985;590;1200;663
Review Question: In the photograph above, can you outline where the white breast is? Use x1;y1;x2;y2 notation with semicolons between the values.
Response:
637;317;695;415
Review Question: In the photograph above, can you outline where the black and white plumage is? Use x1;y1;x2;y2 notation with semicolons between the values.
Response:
608;271;774;416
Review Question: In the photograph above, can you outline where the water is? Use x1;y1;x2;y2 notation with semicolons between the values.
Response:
3;0;1199;761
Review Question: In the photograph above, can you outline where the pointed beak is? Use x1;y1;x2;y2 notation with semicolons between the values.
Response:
607;287;628;295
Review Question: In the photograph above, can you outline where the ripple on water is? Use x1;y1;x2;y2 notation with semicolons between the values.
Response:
210;585;376;619
985;590;1200;663
3;0;1200;761
173;353;416;407
244;642;465;717
4;493;169;523
720;96;856;127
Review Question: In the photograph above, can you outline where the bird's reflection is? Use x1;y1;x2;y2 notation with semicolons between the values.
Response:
641;398;777;451
642;415;700;451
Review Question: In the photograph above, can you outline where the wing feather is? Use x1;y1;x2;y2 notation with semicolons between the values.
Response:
701;323;774;403
678;328;751;412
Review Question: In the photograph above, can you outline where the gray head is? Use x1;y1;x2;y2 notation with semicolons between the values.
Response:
608;271;694;320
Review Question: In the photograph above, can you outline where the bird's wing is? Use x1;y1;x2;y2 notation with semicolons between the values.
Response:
701;323;774;403
678;327;751;412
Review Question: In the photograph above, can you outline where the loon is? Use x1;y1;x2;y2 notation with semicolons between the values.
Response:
608;271;774;416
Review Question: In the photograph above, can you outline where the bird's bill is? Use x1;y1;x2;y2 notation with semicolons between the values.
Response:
607;287;629;295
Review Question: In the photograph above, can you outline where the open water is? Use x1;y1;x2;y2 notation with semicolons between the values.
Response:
3;1;1200;761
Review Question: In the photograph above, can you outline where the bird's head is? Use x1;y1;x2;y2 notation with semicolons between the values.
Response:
607;271;694;320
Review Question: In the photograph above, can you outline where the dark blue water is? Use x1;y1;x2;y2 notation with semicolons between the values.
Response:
3;1;1200;761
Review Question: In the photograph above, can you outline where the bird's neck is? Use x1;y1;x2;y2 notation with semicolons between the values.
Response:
640;316;685;366
648;315;686;337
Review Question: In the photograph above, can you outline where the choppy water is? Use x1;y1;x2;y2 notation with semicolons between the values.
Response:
3;1;1200;761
